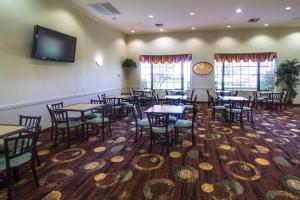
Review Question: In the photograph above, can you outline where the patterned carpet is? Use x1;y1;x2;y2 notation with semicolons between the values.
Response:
1;103;300;200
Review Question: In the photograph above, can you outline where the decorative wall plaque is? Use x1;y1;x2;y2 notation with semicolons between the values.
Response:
193;62;213;75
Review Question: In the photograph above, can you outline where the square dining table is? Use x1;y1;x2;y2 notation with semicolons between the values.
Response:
0;124;31;139
145;105;185;115
218;96;247;101
164;95;188;100
58;103;102;121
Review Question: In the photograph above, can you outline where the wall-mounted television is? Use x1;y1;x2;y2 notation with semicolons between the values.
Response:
32;25;77;62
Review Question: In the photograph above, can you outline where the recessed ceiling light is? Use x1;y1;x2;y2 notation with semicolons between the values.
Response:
285;6;292;10
148;15;154;18
192;27;196;30
264;24;269;27
236;8;242;13
190;12;196;16
226;25;231;28
130;30;135;33
159;28;164;32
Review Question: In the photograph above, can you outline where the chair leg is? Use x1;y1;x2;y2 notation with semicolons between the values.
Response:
149;133;153;153
31;158;39;187
191;128;195;146
54;127;59;146
35;147;41;166
251;111;254;124
67;128;71;148
135;125;138;142
102;124;105;141
140;127;143;137
86;124;89;140
50;124;54;139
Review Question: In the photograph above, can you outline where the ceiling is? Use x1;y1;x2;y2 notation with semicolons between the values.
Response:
69;0;300;34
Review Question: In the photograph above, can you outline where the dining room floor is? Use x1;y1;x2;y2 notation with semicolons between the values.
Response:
1;103;300;200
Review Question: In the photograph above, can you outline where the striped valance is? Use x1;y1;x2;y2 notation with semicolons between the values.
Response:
214;52;277;62
139;54;192;64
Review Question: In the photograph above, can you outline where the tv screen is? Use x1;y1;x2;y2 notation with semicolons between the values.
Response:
32;25;77;62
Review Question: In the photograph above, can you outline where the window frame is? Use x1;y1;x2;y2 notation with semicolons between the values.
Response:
216;60;275;91
141;61;190;90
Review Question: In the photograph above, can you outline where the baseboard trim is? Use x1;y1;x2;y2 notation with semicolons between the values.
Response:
0;88;125;111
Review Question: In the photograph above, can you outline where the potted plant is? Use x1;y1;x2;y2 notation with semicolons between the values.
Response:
122;58;137;68
275;59;300;103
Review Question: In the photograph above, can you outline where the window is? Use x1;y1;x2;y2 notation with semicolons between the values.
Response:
214;59;276;91
141;61;191;90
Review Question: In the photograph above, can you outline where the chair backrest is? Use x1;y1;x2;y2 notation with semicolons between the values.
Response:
247;96;255;109
52;109;69;126
272;92;282;100
129;88;134;96
165;98;181;105
191;104;198;128
190;89;195;99
192;95;198;105
132;103;142;121
208;95;215;107
231;91;238;96
229;100;245;111
103;97;120;106
91;99;102;104
147;113;170;132
282;90;288;101
165;90;169;95
3;129;38;168
19;115;41;134
206;89;210;97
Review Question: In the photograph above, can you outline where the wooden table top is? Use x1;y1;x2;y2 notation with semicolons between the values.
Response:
219;96;247;101
59;103;101;112
0;124;28;138
164;95;188;100
145;105;185;114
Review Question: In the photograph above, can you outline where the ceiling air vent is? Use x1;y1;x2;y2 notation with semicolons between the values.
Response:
248;18;260;22
155;23;164;27
89;2;121;15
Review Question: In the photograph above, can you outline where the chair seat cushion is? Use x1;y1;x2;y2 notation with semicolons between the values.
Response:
114;105;123;110
185;105;193;109
243;107;251;111
152;125;174;134
84;113;102;119
175;119;192;128
86;117;109;124
226;108;242;113
0;152;32;171
213;105;226;110
137;119;149;127
122;103;134;108
57;120;84;129
169;116;177;122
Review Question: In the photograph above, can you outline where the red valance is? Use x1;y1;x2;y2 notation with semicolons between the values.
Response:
214;52;277;62
139;54;192;64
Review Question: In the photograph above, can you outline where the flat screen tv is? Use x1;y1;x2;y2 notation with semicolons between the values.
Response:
32;25;77;62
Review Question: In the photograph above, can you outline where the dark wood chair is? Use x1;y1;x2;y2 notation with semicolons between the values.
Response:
0;130;40;200
174;104;198;146
47;106;84;148
103;97;123;118
207;89;211;107
85;105;112;141
226;100;245;127
165;90;169;95
19;115;42;166
147;113;174;153
243;96;255;124
132;103;149;142
84;99;103;120
209;96;226;121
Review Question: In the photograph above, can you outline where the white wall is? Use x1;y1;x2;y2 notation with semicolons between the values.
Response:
0;0;127;128
126;28;300;103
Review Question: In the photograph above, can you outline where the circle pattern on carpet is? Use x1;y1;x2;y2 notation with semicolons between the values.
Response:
173;166;199;183
255;158;270;166
132;154;164;171
214;127;233;135
201;183;214;193
272;130;298;138
169;151;182;158
225;160;261;181
143;178;175;200
280;175;300;194
93;146;106;153
266;190;299;200
51;148;86;164
79;159;106;173
199;162;213;171
40;169;74;188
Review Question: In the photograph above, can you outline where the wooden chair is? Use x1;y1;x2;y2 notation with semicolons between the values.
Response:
103;97;123;118
226;100;245;127
207;89;211;107
187;89;195;102
84;99;103;120
132;103;149;142
165;90;169;95
209;96;226;121
252;91;266;109
48;106;84;148
85;105;112;141
243;96;255;124
0;130;40;200
147;113;174;153
174;104;197;146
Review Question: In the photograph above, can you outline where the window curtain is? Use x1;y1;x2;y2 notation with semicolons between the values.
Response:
214;52;277;62
139;54;192;64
